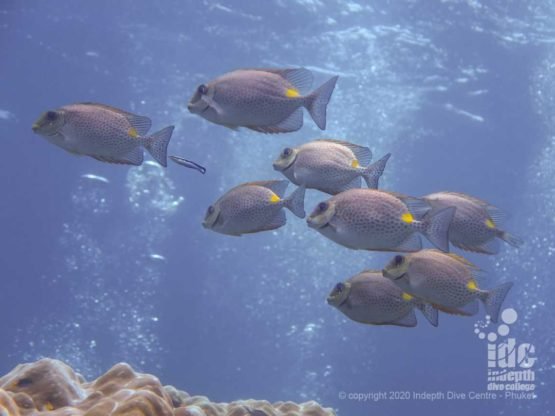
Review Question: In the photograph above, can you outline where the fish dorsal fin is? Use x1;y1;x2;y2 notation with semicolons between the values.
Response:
314;139;372;166
78;102;152;135
439;191;488;206
384;191;431;218
241;180;289;197
248;68;314;94
485;205;507;225
439;191;507;223
446;252;479;269
426;249;480;269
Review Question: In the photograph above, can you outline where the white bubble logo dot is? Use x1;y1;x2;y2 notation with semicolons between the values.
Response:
498;324;510;337
501;308;518;325
488;332;497;342
474;328;480;334
478;333;486;340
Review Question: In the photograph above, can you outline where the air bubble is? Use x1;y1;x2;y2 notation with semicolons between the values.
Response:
501;308;518;325
498;324;510;336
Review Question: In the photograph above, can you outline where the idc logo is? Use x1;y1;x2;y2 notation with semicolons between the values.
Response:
474;309;537;397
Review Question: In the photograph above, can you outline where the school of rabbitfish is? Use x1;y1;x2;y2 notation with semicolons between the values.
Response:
31;67;522;329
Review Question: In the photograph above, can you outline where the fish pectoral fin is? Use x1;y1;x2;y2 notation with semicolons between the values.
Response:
246;108;303;134
204;96;225;116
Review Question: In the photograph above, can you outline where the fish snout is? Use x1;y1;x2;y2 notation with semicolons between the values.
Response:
306;216;320;229
32;123;40;132
187;103;194;113
382;269;393;279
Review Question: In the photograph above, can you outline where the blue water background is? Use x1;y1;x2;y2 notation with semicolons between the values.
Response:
1;1;554;415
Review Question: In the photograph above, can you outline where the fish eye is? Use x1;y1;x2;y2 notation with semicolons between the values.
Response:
394;255;404;266
46;111;57;121
206;205;215;216
282;147;292;157
198;84;208;95
318;202;328;212
335;283;344;293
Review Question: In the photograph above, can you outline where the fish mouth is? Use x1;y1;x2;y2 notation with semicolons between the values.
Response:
272;162;283;171
188;101;210;114
307;217;330;230
31;123;40;132
382;269;406;281
306;217;320;229
326;295;342;307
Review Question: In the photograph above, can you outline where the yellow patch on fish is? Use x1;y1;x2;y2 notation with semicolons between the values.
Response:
285;88;300;98
485;218;496;229
128;127;139;138
401;213;414;224
44;402;55;411
351;159;360;168
269;193;281;204
466;280;478;292
402;292;413;302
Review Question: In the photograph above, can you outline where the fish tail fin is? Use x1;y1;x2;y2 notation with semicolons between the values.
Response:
362;153;391;189
479;282;513;323
144;125;174;167
499;230;523;248
420;206;455;252
416;302;439;327
284;185;306;218
305;76;339;130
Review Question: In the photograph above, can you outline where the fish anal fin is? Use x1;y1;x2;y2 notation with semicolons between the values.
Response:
394;233;422;252
247;108;303;134
432;301;478;317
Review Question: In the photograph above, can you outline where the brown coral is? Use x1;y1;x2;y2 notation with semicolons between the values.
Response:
0;359;334;416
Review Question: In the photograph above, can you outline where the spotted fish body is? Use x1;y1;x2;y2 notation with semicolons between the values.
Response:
187;68;339;133
423;192;522;254
32;103;173;166
382;250;513;322
307;189;455;252
327;270;438;327
203;180;305;236
273;139;391;194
